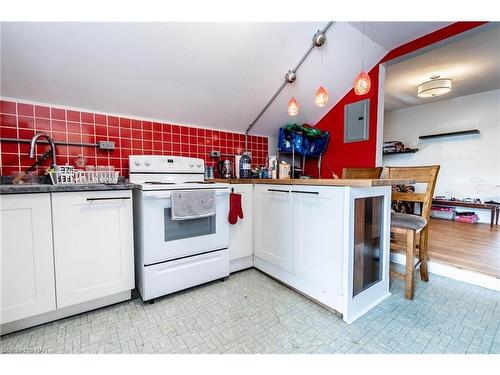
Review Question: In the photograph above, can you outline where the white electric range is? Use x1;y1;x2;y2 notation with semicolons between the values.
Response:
129;155;230;302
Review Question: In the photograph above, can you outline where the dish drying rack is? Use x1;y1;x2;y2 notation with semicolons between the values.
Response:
49;169;119;185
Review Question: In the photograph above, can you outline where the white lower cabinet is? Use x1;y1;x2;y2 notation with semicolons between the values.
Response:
229;184;254;272
0;194;56;324
291;186;343;301
253;184;344;311
253;184;293;273
51;190;134;308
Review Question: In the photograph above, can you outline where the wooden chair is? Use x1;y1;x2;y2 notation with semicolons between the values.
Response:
384;165;440;300
342;167;383;179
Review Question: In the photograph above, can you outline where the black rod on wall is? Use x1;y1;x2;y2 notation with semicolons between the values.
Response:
419;129;480;140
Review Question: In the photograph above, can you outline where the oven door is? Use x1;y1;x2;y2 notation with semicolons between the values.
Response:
141;188;230;265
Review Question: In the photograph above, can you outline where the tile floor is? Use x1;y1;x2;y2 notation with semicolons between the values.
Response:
1;268;499;354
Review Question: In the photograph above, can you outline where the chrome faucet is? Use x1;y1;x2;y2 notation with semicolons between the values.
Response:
29;133;58;169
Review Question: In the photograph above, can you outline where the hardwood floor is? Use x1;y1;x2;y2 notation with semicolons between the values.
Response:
426;218;500;277
392;218;499;277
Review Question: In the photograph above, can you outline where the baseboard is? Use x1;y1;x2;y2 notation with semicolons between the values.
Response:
390;253;500;291
230;255;253;273
0;290;131;336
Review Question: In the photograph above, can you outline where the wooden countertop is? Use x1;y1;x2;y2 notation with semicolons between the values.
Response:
211;178;414;187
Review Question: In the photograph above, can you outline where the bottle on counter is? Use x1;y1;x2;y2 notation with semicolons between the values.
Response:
239;153;252;179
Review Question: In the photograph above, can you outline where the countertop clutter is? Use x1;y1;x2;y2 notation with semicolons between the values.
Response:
0;183;136;194
211;178;414;187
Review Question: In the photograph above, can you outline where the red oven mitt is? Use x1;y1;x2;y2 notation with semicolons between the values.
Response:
228;192;244;224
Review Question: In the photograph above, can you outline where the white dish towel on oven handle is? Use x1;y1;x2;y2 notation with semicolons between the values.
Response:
171;190;216;220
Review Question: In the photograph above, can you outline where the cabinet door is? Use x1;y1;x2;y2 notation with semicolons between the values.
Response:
291;186;344;293
51;191;134;308
229;184;253;260
254;185;292;272
0;194;56;324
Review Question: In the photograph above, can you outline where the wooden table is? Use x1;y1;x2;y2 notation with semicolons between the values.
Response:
432;199;499;228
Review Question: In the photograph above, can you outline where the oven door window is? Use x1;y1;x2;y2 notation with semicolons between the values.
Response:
164;208;216;242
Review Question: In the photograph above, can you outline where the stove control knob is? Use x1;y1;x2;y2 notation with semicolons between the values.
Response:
144;160;151;167
189;163;194;168
196;163;202;169
134;160;141;166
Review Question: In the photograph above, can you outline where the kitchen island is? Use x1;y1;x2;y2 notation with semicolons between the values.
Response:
220;178;412;323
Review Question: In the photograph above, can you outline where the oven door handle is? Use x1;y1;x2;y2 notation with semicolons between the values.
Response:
143;190;229;199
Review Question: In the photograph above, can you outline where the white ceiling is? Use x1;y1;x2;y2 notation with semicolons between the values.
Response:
384;24;500;111
349;22;450;49
1;22;451;136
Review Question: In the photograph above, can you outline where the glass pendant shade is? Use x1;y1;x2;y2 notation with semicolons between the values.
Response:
287;97;300;116
354;70;371;95
314;86;329;107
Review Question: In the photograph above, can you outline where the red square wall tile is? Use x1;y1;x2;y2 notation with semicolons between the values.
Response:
18;128;34;139
132;139;142;149
67;122;81;134
0;127;17;138
17;103;34;117
51;120;66;132
35;118;51;132
1;142;19;153
51;108;66;120
95;114;106;125
131;120;141;129
95;125;108;137
1;100;17;114
131;129;142;140
119;118;131;128
52;131;68;143
34;105;51;118
18;116;34;129
120;127;131;139
81;112;94;123
81;123;94;135
67;110;80;122
108;126;119;138
108;116;119;127
67;133;82;143
153;122;162;132
1;153;20;165
1;114;17;127
142;121;152;131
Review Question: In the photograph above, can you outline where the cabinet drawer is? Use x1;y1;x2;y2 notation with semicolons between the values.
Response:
141;249;229;301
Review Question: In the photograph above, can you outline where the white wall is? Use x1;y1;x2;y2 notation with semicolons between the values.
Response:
383;89;500;223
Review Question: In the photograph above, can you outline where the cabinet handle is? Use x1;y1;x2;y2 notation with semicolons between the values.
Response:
291;190;319;195
86;197;131;201
268;188;290;193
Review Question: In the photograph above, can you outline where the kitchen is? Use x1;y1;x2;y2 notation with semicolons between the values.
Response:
0;4;498;373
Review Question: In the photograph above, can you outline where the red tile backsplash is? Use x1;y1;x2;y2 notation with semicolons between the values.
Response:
0;99;269;177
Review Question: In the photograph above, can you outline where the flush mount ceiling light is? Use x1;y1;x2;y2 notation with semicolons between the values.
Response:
417;75;453;97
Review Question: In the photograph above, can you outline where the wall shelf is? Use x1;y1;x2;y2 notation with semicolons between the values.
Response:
419;129;480;140
383;148;418;156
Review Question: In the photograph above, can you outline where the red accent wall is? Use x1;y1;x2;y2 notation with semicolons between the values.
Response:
0;100;268;177
305;66;380;178
305;21;487;178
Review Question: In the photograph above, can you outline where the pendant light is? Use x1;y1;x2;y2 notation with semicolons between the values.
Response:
354;22;371;96
314;86;329;107
288;97;300;116
314;47;329;107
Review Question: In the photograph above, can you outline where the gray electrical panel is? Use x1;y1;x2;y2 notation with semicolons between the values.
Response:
344;99;370;143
